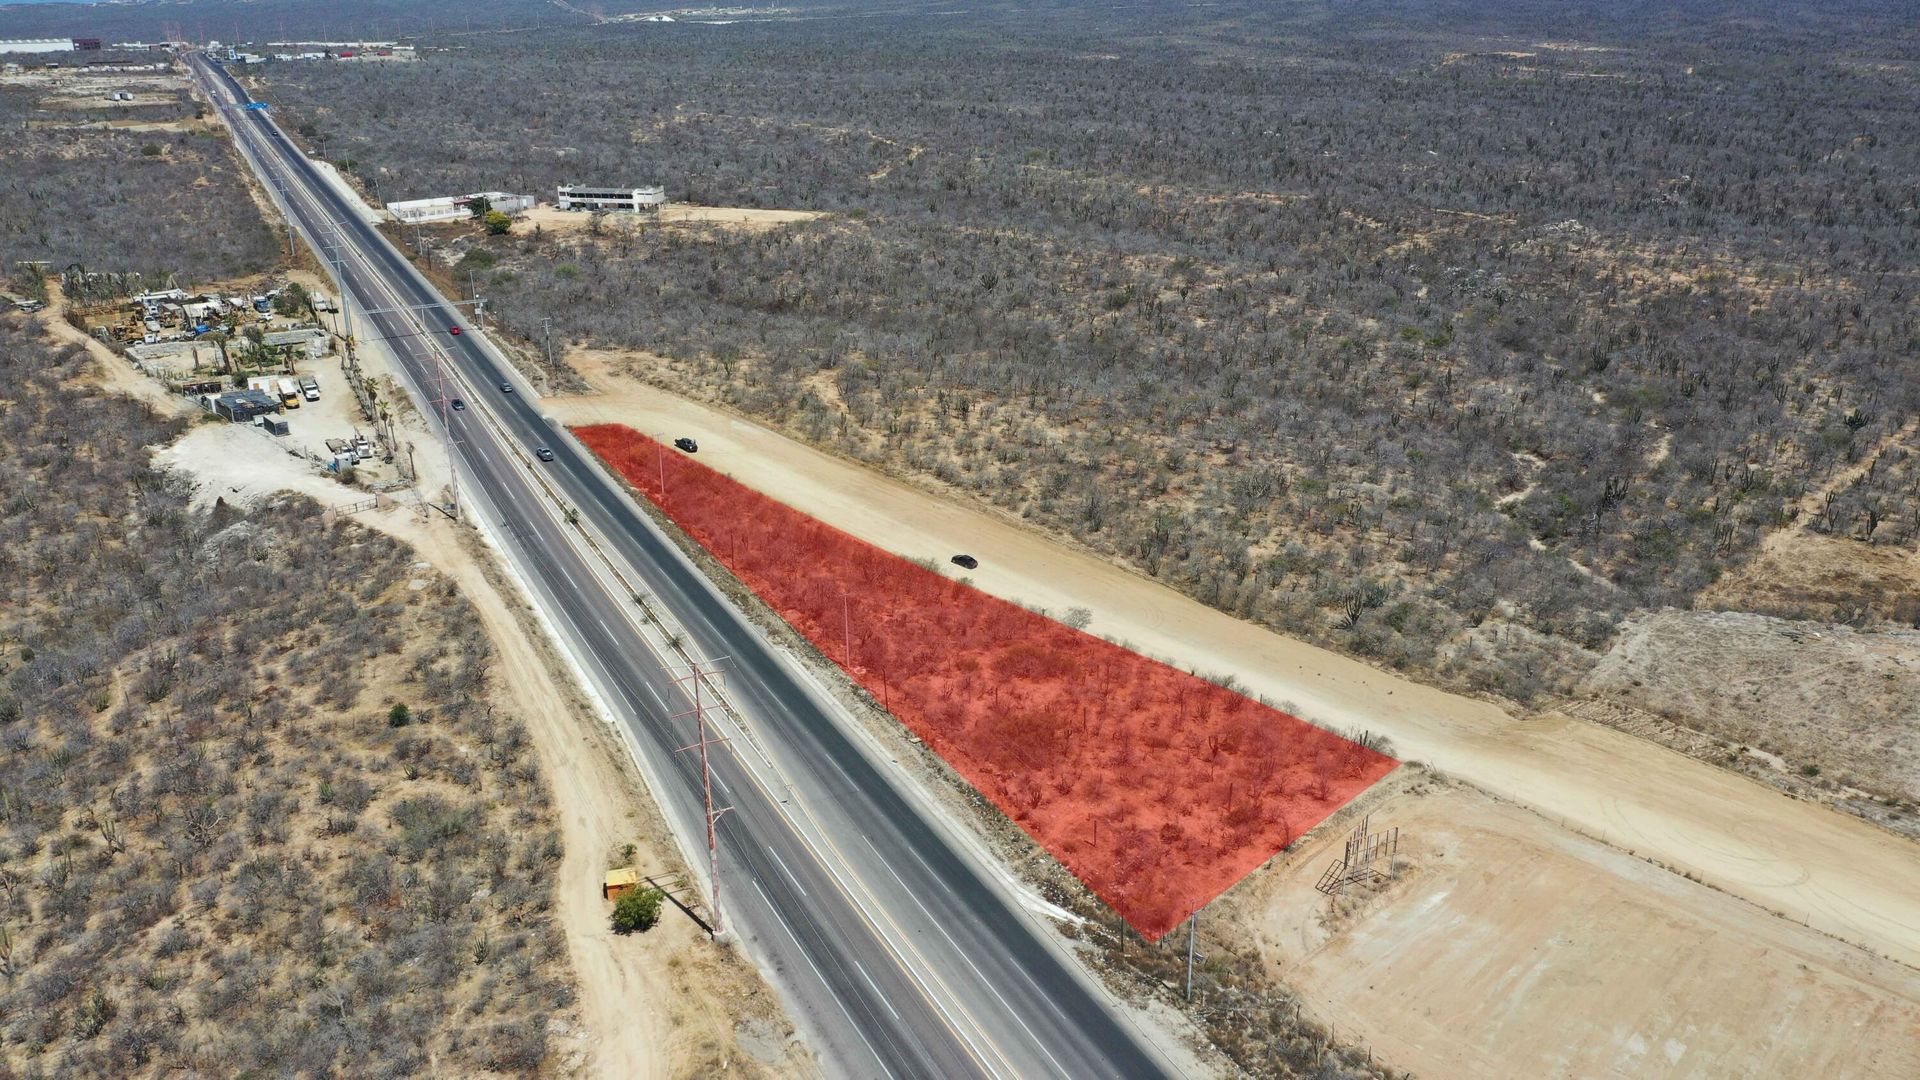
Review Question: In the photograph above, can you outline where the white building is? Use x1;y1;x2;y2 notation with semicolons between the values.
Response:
0;39;79;55
386;190;534;224
557;184;666;212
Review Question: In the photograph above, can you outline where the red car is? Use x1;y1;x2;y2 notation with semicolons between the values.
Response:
448;326;462;336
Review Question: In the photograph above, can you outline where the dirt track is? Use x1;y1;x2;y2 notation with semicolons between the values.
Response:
546;354;1920;970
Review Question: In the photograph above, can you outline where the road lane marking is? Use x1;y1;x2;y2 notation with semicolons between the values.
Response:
767;846;808;897
868;835;1070;1079
856;961;903;1021
753;878;896;1080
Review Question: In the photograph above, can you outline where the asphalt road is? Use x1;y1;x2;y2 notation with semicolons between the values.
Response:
188;54;1181;1080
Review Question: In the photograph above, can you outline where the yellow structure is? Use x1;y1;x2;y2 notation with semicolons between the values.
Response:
603;867;642;902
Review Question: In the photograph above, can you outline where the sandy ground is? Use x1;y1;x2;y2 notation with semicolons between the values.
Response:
545;351;1920;971
45;306;806;1078
41;91;183;109
1225;772;1920;1078
521;203;824;235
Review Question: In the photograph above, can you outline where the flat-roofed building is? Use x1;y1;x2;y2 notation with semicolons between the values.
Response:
386;190;535;224
556;184;666;212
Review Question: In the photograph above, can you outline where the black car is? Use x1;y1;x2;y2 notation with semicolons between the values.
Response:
450;399;465;411
951;554;979;570
499;382;514;394
673;437;699;453
535;447;554;462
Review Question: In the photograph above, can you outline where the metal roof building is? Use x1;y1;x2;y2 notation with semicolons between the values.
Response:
213;389;281;423
0;40;81;55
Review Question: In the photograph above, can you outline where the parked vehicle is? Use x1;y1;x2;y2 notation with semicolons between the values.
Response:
299;376;320;401
673;437;698;453
277;377;301;409
951;554;979;570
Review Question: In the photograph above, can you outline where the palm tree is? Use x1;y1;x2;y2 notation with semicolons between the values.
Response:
205;330;232;378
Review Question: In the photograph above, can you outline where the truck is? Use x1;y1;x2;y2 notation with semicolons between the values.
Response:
298;375;320;402
278;377;301;409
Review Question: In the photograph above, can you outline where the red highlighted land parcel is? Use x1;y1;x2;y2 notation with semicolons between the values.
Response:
575;425;1399;938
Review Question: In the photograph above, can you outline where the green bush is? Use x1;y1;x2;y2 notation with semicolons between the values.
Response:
387;702;411;727
610;887;664;934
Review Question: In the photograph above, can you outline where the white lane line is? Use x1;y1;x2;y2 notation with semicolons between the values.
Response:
1004;954;1072;1025
866;836;1069;1079
752;878;895;1080
856;961;903;1021
767;846;808;898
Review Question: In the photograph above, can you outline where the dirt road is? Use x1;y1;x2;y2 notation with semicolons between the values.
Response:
546;355;1920;970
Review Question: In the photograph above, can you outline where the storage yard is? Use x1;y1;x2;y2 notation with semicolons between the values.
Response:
49;272;414;493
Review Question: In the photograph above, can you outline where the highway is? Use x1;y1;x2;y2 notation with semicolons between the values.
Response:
187;54;1181;1080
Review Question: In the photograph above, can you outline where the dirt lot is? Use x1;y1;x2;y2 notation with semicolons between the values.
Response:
521;203;823;235
1223;771;1920;1078
542;349;1920;971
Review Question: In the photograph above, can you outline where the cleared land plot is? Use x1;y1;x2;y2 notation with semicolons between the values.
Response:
1231;776;1920;1078
576;423;1397;939
520;203;822;234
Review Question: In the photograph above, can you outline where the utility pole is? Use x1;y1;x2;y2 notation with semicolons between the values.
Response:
673;660;733;938
1186;909;1204;1000
650;431;669;498
430;339;462;520
542;316;554;370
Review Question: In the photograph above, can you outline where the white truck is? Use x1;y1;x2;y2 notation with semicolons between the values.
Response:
298;375;320;402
